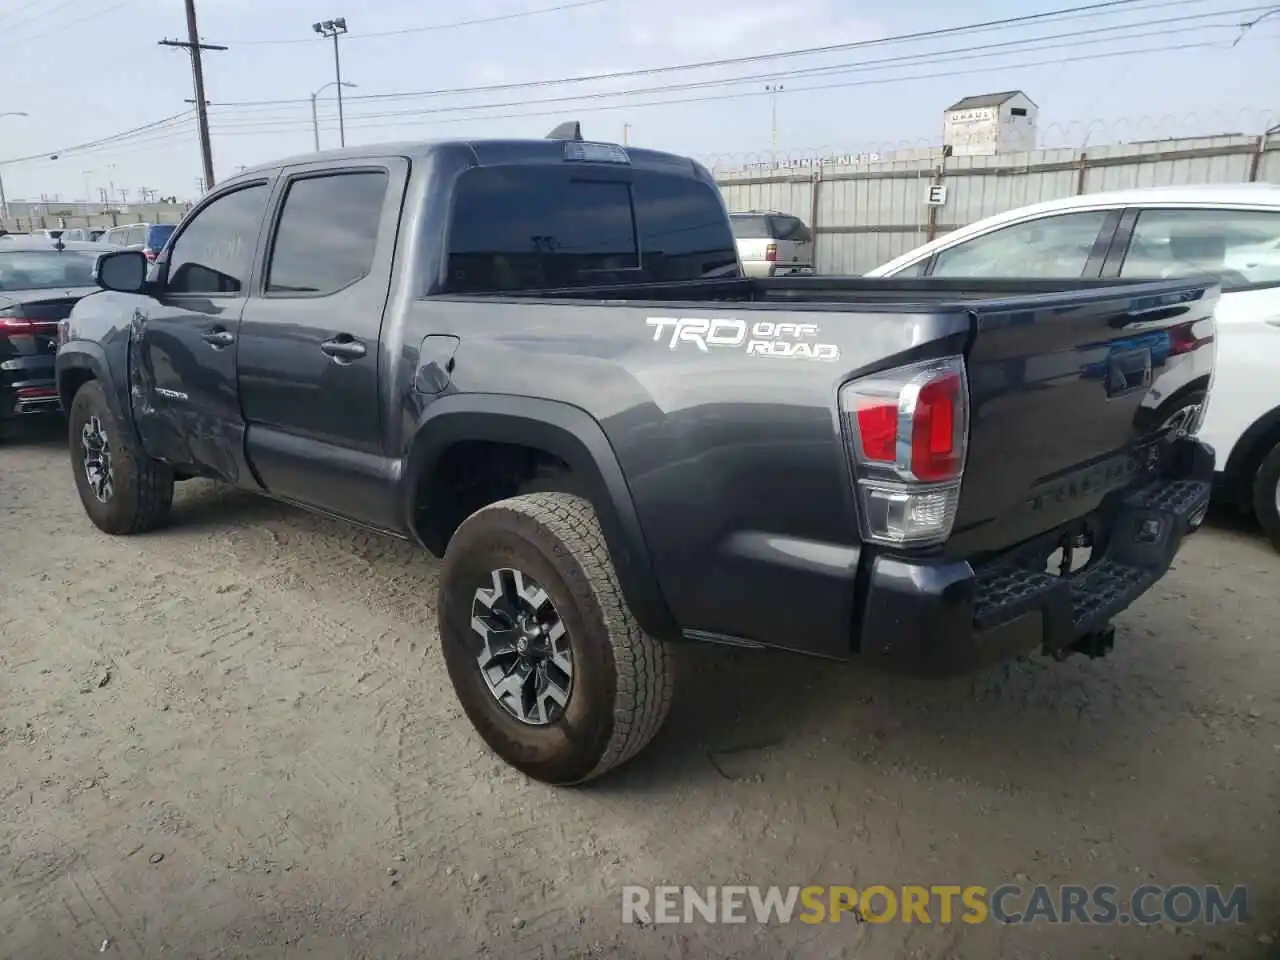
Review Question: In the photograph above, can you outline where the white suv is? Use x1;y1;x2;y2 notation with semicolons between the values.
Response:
729;211;815;278
867;184;1280;550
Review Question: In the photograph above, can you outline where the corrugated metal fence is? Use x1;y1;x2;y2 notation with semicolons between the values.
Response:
715;134;1280;275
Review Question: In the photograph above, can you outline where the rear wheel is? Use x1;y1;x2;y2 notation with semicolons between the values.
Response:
1158;390;1206;438
437;492;673;785
68;380;174;535
1251;440;1280;553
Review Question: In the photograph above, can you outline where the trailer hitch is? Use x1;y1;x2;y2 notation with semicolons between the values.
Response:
1051;623;1116;662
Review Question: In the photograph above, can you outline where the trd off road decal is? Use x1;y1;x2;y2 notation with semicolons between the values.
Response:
644;317;840;362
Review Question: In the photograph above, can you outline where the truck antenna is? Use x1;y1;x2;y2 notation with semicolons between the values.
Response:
546;121;583;141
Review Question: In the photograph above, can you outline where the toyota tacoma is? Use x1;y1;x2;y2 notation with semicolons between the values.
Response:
56;127;1218;784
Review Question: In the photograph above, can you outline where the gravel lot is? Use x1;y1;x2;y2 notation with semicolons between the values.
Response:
2;422;1278;960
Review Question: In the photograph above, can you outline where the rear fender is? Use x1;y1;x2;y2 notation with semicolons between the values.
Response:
403;393;679;641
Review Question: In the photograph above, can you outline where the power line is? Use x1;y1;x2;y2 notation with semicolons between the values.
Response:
208;0;611;46
204;9;1267;130
14;0;140;43
1;0;1268;168
207;0;1209;109
208;40;1247;138
9;28;1268;168
0;0;78;33
0;112;194;166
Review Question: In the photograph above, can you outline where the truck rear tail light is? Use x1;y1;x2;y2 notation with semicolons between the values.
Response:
1169;320;1213;355
0;303;28;328
839;355;969;547
765;243;778;262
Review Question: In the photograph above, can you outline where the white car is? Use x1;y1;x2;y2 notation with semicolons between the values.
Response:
867;184;1280;550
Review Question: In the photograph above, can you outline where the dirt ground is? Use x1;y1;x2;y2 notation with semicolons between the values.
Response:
2;422;1278;960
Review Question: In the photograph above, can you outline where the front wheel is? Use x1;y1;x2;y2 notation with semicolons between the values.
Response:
68;380;174;535
437;492;673;785
1252;440;1280;553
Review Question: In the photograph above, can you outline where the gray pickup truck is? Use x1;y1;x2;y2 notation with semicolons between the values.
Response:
56;127;1217;784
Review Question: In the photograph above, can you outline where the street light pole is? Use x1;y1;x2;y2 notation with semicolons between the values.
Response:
312;18;349;147
309;80;356;151
765;83;784;151
0;111;30;222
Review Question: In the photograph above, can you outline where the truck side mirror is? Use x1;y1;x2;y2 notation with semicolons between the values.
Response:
94;250;148;293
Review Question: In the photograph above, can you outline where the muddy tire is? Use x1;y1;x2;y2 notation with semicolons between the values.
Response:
1252;440;1280;553
438;492;673;785
68;380;174;535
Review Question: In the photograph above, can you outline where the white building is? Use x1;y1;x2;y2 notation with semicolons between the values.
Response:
943;91;1038;157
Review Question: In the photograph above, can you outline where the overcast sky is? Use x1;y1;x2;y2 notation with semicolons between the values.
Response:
0;0;1275;202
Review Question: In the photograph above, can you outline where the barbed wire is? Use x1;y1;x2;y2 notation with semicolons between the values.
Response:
699;106;1280;173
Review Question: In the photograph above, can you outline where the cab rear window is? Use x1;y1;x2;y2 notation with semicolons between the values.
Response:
444;166;739;293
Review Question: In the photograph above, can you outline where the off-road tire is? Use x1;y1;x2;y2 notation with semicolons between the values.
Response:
68;380;174;535
1251;440;1280;553
438;492;673;785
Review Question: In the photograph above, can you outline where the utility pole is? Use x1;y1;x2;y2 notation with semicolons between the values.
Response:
195;176;206;194
0;111;30;221
312;18;349;147
160;0;226;191
765;83;784;151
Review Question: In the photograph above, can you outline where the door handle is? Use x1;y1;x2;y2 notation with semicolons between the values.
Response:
320;335;367;363
202;328;235;348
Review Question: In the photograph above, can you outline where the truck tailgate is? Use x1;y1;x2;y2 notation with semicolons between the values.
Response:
948;279;1217;559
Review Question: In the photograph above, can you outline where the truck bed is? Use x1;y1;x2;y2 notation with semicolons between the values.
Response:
423;272;1218;658
468;274;1208;306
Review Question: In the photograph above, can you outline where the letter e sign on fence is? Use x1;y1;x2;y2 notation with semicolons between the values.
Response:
925;184;948;206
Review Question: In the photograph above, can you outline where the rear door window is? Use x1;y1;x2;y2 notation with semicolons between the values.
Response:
929;210;1113;279
445;166;738;292
266;171;388;295
730;215;770;239
1118;207;1280;291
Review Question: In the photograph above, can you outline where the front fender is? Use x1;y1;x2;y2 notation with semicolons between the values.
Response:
56;341;141;446
403;392;679;641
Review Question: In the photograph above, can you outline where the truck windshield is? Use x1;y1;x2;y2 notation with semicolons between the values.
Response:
444;166;740;293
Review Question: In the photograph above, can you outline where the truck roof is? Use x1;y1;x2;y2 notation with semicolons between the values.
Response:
224;137;705;184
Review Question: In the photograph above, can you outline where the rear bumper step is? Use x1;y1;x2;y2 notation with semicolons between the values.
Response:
859;438;1214;673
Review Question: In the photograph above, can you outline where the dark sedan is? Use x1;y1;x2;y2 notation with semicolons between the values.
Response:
1;238;114;437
